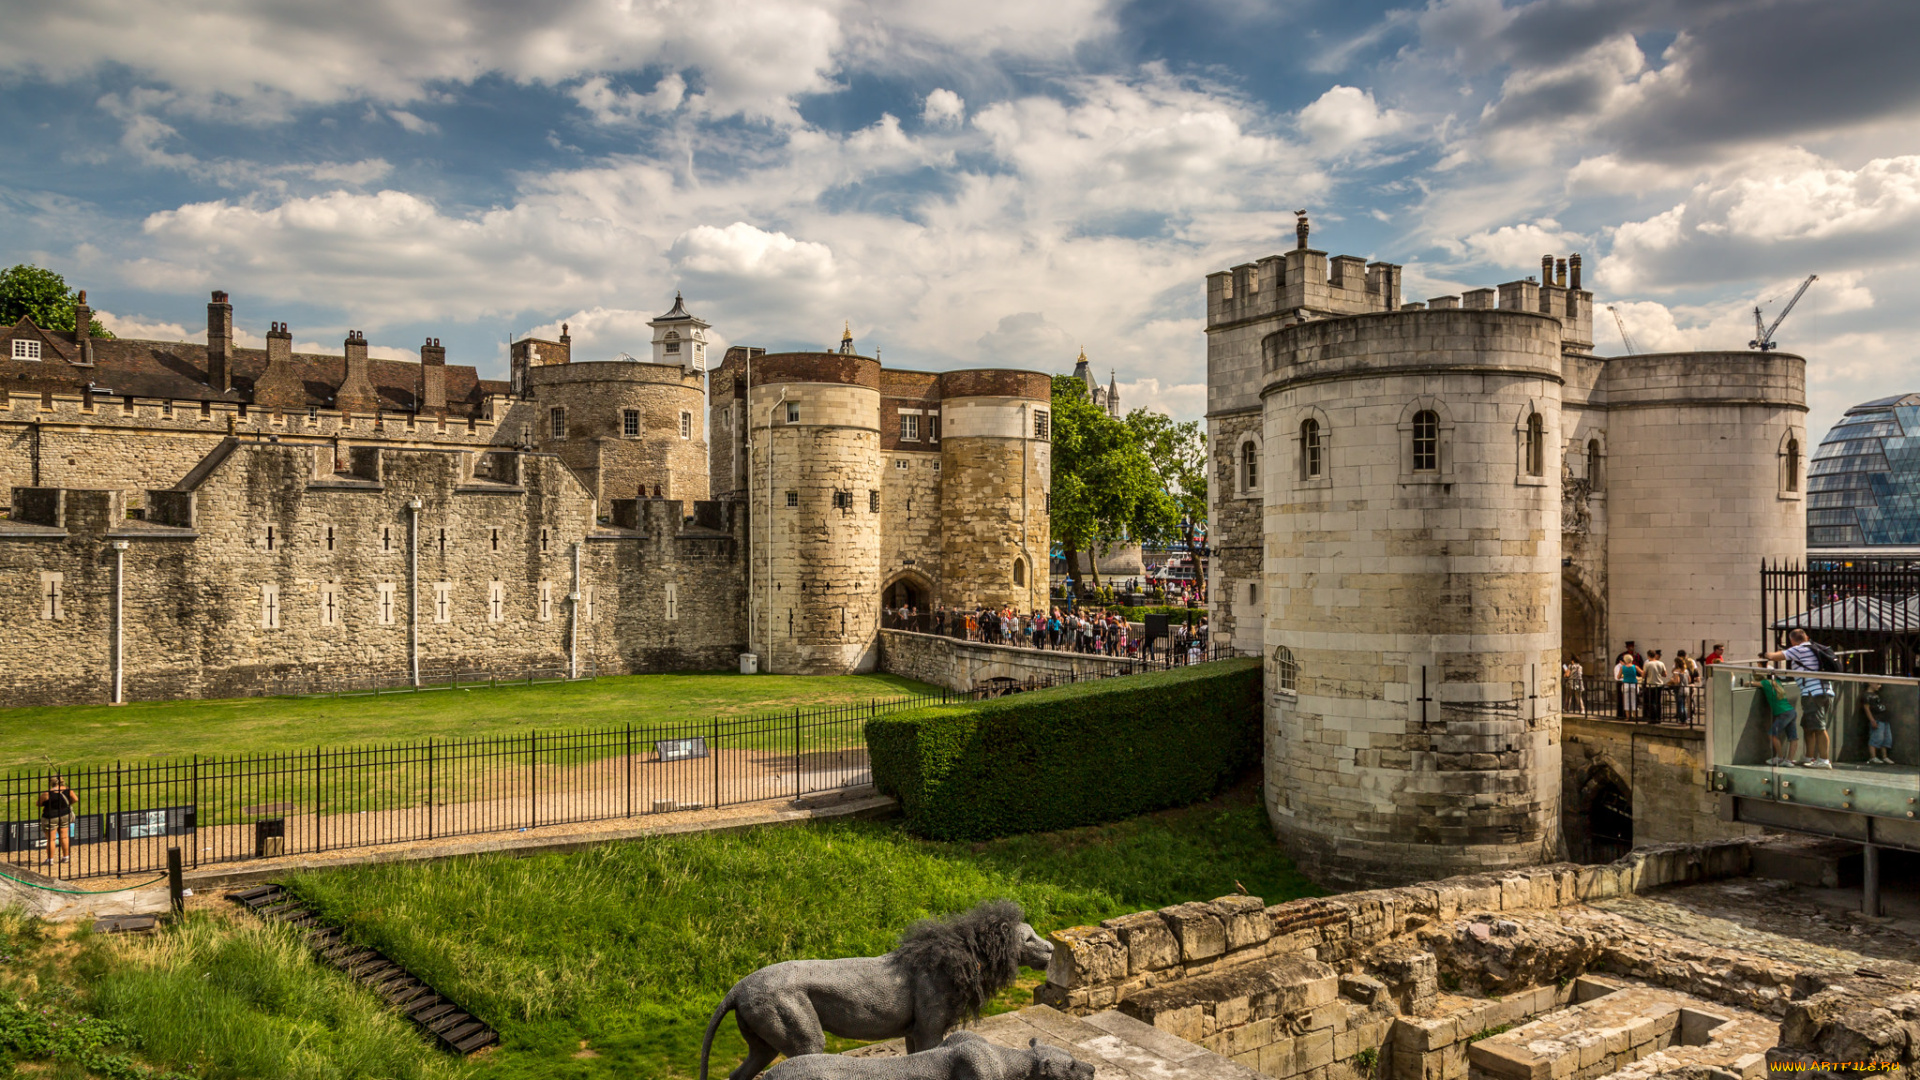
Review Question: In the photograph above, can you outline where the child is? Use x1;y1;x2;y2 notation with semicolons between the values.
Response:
1758;672;1800;766
1863;682;1895;765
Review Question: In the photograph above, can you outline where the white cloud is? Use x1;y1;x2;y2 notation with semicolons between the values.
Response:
670;223;836;281
95;311;193;342
1296;86;1407;154
387;110;439;135
571;75;688;124
1453;218;1588;273
922;88;964;128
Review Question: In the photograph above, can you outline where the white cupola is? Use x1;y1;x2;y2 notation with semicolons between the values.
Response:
648;292;711;372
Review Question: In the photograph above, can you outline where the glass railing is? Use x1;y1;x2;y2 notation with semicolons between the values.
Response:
1707;663;1920;823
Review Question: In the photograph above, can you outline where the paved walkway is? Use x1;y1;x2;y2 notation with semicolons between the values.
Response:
845;1005;1264;1080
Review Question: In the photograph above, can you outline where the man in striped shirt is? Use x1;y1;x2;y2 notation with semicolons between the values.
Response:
1760;629;1833;768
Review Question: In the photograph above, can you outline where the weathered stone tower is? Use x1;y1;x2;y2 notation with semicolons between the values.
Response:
936;370;1052;613
506;300;710;505
745;350;886;675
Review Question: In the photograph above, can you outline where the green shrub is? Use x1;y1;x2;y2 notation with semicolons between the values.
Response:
866;658;1261;840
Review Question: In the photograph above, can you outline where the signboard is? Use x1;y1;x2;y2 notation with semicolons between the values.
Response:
1;814;105;852
106;805;196;840
656;738;710;762
1144;613;1171;644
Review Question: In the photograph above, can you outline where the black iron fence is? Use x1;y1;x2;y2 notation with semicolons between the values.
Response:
1562;676;1705;727
1761;559;1920;674
5;653;1240;881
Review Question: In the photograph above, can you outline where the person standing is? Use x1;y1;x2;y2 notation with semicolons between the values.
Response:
1565;657;1586;715
1761;629;1834;768
1642;650;1668;723
38;775;78;866
1863;683;1895;765
1615;652;1640;719
1670;650;1696;725
1704;644;1725;668
1758;669;1801;767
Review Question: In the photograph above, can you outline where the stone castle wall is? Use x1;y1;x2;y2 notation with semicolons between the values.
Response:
508;359;709;505
938;392;1049;612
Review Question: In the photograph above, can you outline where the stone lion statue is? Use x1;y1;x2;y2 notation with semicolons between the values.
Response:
762;1033;1095;1080
699;899;1055;1080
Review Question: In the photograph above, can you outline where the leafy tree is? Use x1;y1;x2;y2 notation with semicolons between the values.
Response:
0;264;112;337
1125;408;1209;598
1048;375;1180;591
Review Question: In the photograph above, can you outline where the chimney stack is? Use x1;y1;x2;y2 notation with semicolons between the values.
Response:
1569;253;1583;292
333;329;382;414
1556;259;1568;287
207;290;233;393
1295;210;1311;251
1541;255;1555;286
419;336;447;413
252;321;306;411
73;289;93;365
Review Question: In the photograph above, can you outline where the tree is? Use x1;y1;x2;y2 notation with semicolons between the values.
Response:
1048;375;1180;592
0;264;112;337
1125;408;1209;600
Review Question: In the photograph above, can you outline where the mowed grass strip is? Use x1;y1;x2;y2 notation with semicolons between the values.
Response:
0;671;937;768
287;783;1314;1080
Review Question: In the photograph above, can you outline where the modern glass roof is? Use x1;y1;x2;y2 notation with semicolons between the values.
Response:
1809;393;1920;548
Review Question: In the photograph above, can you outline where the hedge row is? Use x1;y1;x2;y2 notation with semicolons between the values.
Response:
864;658;1261;841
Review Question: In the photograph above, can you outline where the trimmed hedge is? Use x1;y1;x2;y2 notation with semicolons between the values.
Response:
865;658;1261;841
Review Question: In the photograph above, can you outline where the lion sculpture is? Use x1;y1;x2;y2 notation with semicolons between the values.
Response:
699;900;1055;1080
762;1033;1095;1080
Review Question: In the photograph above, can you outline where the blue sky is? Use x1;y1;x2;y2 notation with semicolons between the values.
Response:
1;0;1916;441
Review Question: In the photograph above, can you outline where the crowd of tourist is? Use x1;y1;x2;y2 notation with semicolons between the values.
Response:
883;603;1211;662
1561;639;1721;724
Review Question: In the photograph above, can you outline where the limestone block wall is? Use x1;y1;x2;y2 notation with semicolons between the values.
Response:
1260;310;1567;889
1561;717;1763;859
1208;407;1264;652
1600;352;1806;659
511;360;709;504
938;389;1049;613
880;449;941;603
586;498;748;673
876;628;1142;691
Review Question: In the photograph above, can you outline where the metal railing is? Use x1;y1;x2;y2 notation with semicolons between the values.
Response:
882;610;1215;661
1761;559;1920;674
1562;676;1705;727
4;653;1241;880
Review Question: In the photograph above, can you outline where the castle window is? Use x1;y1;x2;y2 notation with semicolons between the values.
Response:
932;461;940;472
490;527;499;552
1241;441;1259;492
1785;436;1802;493
325;526;335;552
1249;582;1259;604
433;582;451;624
1412;411;1439;472
929;414;939;441
581;585;594;621
39;572;63;620
12;338;40;361
680;411;692;438
319;582;339;627
665;582;679;621
1034;411;1050;439
786;402;800;424
488;581;505;623
869;490;880;512
1272;645;1297;693
260;583;281;630
1587;438;1603;489
1300;419;1322;479
549;407;566;441
623;409;640;437
833;489;853;511
200;400;211;417
539;581;553;622
895;460;908;470
664;331;680;355
786;490;798;507
383;527;391;552
1013;558;1027;587
541;528;549;553
265;525;276;552
438;528;447;554
377;581;397;626
901;414;919;441
1525;412;1545;477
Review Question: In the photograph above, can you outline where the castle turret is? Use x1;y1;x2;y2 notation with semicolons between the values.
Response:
936;370;1052;612
649;294;710;372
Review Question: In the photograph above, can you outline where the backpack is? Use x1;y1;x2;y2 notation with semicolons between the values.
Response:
1806;641;1842;673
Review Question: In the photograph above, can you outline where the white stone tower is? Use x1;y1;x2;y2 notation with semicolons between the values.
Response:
649;293;710;372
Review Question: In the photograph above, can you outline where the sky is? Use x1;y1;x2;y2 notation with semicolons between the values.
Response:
1;0;1916;443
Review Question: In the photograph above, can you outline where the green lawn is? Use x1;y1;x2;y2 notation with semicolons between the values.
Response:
0;671;938;769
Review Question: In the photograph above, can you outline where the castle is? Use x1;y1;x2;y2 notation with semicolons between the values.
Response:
1204;216;1807;889
0;293;1048;703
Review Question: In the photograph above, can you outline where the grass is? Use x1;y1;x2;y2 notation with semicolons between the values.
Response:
277;781;1314;1080
0;671;937;769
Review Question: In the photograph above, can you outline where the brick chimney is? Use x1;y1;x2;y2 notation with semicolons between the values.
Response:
207;290;234;393
73;289;94;365
334;330;382;414
419;336;447;413
253;321;305;411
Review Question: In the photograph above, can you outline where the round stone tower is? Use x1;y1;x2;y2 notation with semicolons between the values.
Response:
1600;351;1805;656
1261;308;1565;890
747;351;884;674
522;358;709;504
936;369;1053;613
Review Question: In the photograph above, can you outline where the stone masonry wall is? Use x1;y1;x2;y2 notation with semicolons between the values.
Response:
881;449;942;603
1562;717;1763;857
876;628;1142;692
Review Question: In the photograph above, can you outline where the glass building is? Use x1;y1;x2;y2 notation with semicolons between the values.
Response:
1808;393;1920;547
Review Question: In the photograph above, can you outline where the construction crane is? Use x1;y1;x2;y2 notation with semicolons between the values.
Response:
1751;275;1817;351
1607;306;1638;355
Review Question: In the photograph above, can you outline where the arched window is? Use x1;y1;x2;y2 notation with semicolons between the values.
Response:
1300;418;1322;479
1587;438;1602;488
1526;412;1545;477
1786;438;1801;492
664;331;681;354
1242;441;1260;493
1013;558;1027;586
1272;645;1297;693
1412;410;1439;472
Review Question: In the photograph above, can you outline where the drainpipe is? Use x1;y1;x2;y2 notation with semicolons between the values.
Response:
568;541;582;679
407;497;422;688
110;539;128;704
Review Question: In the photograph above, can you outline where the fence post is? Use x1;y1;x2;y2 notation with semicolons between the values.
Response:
625;723;633;818
794;707;802;800
313;745;321;854
528;730;537;829
427;738;435;840
190;755;199;869
711;715;720;809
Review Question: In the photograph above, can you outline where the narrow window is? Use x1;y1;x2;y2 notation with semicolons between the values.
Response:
1526;412;1545;477
929;414;940;442
261;583;281;629
581;585;595;621
1034;411;1050;439
786;490;798;507
623;409;640;437
39;573;63;620
1273;645;1297;692
833;489;852;510
869;490;879;512
539;581;553;622
1786;437;1801;492
382;527;391;552
1249;582;1259;603
265;525;276;551
488;581;505;623
1412;410;1439;472
491;527;499;552
785;402;800;424
12;339;41;361
433;582;451;624
325;525;335;552
549;406;566;440
377;581;397;626
1013;558;1027;586
438;528;447;554
1300;419;1322;479
1587;438;1602;488
319;582;339;627
680;411;692;438
665;582;679;621
200;399;211;417
1242;442;1259;492
541;528;549;553
664;330;680;354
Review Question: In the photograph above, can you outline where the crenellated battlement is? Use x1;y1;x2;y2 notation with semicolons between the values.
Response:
1206;248;1403;328
1401;252;1594;354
